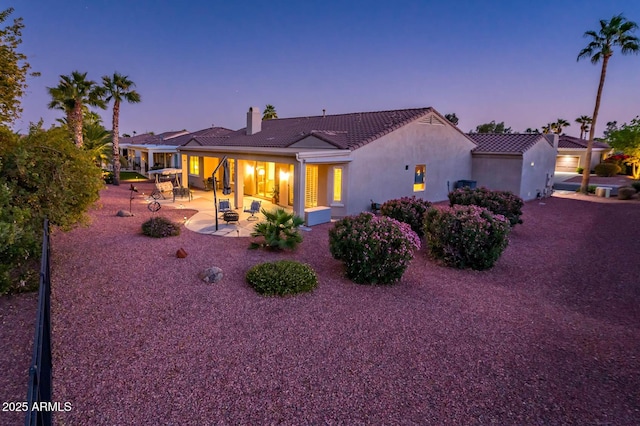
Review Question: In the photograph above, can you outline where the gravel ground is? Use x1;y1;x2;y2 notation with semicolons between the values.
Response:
2;183;639;425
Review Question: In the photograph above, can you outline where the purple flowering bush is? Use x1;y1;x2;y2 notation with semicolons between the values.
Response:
380;196;432;238
425;205;510;270
328;212;421;284
448;187;524;226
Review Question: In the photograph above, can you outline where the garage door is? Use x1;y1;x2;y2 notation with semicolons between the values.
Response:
556;155;580;172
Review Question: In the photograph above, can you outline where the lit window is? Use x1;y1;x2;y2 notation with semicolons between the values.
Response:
305;165;318;207
414;165;425;191
189;156;199;175
333;167;342;203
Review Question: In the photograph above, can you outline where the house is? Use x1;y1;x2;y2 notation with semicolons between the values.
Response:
468;133;558;201
555;135;610;172
119;127;232;175
178;107;476;223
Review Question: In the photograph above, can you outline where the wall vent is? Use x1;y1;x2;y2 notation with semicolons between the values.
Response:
418;114;444;126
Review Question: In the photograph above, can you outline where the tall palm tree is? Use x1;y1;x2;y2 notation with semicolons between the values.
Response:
577;14;639;193
575;115;592;139
47;71;105;148
552;118;571;134
262;104;278;120
102;72;141;185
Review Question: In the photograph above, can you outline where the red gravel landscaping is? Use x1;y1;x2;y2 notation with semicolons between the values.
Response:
2;184;639;425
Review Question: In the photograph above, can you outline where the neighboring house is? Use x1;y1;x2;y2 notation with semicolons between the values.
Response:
178;107;476;223
119;128;232;176
555;135;610;172
468;133;558;201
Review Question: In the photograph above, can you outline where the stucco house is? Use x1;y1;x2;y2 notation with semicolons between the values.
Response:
119;127;232;176
468;133;558;201
178;107;476;223
555;135;610;172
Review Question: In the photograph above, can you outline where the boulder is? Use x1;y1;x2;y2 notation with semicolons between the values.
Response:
116;210;133;217
176;248;188;258
199;267;223;284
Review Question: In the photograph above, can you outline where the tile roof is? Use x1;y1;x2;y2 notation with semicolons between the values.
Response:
167;127;233;146
558;135;609;149
468;133;553;154
120;128;232;147
190;108;437;150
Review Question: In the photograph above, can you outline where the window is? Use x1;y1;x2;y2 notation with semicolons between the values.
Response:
414;165;425;192
305;165;318;207
332;167;343;203
189;156;199;175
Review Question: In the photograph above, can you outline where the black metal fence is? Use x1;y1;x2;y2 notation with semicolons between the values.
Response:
25;219;53;426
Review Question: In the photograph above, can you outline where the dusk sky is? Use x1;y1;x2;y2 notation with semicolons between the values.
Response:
11;0;640;137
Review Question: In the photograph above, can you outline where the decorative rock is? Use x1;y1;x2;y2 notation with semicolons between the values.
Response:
176;248;188;258
199;266;223;284
116;210;133;217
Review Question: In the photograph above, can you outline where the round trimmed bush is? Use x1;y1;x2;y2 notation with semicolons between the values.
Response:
594;163;621;177
380;196;432;238
617;186;636;200
425;205;511;270
448;186;523;226
142;216;181;238
246;260;318;296
329;212;420;285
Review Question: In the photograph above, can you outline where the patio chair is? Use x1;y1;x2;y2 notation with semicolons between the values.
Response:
243;200;261;221
218;199;231;217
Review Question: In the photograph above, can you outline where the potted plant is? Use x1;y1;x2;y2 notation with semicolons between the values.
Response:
271;186;279;205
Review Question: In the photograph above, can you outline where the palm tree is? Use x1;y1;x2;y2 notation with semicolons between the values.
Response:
575;115;592;139
577;14;639;193
552;118;571;134
262;104;278;120
102;72;141;185
83;122;112;168
47;71;105;148
542;123;553;134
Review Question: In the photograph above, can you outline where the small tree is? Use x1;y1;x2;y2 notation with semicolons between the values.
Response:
473;120;512;134
607;117;640;179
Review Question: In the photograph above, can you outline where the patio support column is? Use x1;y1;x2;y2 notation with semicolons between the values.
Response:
234;158;244;210
293;156;306;217
148;149;155;170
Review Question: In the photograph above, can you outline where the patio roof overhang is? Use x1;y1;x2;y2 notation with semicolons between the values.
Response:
178;145;354;163
121;143;181;153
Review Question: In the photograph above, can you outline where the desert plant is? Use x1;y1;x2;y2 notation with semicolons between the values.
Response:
246;260;318;296
380;196;432;238
141;216;180;238
249;208;304;250
425;205;511;270
329;212;420;285
617;186;636;200
448;186;524;226
631;181;640;192
576;167;584;174
594;162;621;177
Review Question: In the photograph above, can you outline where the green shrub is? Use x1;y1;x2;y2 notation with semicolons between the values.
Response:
594;163;621;177
246;260;318;296
102;170;114;184
448;187;523;226
425;205;511;270
380;196;432;238
328;213;420;285
631;181;640;193
249;208;304;250
142;216;181;238
576;167;584;174
617;186;636;200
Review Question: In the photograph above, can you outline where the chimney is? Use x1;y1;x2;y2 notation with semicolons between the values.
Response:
322;109;326;118
246;106;261;135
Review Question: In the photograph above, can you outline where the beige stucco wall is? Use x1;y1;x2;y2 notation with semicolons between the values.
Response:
520;140;556;200
346;118;475;215
472;155;522;196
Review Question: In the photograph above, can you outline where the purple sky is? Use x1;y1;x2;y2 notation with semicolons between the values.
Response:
11;0;640;137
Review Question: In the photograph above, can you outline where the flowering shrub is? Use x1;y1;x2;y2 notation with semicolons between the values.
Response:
425;205;511;270
594;162;621;177
380;196;432;238
142;216;181;238
246;260;317;296
328;213;420;285
448;186;523;226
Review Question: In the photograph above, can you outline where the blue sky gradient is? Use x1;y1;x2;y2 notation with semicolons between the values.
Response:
11;0;640;137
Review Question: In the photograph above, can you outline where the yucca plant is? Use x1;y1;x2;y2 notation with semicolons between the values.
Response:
249;208;304;250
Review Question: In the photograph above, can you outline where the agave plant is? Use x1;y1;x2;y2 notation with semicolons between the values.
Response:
250;208;304;250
